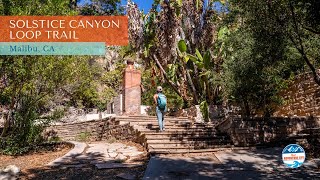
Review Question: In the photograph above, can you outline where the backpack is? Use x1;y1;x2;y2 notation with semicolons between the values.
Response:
157;93;167;110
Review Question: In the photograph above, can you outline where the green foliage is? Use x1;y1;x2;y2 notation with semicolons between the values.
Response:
106;136;117;143
47;136;62;143
99;62;126;110
228;0;320;79
141;67;184;111
79;0;124;15
0;0;125;154
0;0;77;15
102;62;125;90
0;56;75;154
183;46;222;105
223;0;320;116
222;24;297;116
200;101;209;122
0;139;31;155
0;54;124;153
128;0;225;107
178;40;187;53
76;131;91;142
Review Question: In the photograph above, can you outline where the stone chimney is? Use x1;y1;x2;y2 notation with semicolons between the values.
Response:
122;59;141;115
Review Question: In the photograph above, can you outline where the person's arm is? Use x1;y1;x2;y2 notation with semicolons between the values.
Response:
153;94;158;105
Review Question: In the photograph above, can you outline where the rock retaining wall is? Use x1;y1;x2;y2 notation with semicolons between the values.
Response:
274;72;320;116
44;117;145;145
217;116;320;146
173;105;240;122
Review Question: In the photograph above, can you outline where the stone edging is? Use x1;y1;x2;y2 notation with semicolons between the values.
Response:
47;141;87;167
49;116;115;126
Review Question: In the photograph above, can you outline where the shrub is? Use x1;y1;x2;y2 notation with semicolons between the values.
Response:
76;131;91;142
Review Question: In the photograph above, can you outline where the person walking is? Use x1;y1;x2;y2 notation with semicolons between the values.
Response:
153;86;167;131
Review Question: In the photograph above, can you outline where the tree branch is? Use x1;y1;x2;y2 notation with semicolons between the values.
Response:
152;54;189;103
183;61;199;104
288;1;320;85
303;26;320;35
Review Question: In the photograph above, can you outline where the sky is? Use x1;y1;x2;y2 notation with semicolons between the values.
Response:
121;0;153;12
79;0;224;13
78;0;153;12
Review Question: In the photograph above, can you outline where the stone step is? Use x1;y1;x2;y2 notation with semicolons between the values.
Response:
119;122;191;127
126;123;194;128
118;118;191;122
117;118;214;126
120;122;182;125
137;127;218;132
144;135;225;139
142;130;228;135
116;116;234;155
117;119;191;123
142;131;225;136
301;128;320;135
126;119;192;124
118;116;189;119
144;135;230;140
121;121;193;126
147;143;233;148
138;123;216;127
128;122;216;128
130;122;215;127
116;117;190;121
148;142;233;149
148;145;236;154
130;125;195;129
136;126;217;131
140;131;220;135
146;139;232;144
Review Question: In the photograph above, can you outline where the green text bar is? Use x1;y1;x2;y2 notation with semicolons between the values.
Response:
0;42;105;55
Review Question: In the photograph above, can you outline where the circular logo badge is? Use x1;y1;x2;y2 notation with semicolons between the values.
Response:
282;144;305;168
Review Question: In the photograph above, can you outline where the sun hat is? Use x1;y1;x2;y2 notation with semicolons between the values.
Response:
157;86;163;92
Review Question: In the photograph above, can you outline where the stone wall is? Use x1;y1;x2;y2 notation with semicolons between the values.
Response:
171;71;320;118
44;117;146;146
173;105;240;122
274;72;320;116
106;94;122;115
113;94;122;115
217;116;320;146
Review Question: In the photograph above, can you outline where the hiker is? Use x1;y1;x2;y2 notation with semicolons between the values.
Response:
153;86;167;131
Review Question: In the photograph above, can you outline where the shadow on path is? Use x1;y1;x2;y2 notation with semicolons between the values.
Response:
143;147;320;180
20;146;148;180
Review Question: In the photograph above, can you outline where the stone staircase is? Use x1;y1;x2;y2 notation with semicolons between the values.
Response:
115;116;233;154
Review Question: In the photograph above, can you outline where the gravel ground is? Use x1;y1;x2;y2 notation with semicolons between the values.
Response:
0;144;71;170
20;161;148;180
0;141;149;180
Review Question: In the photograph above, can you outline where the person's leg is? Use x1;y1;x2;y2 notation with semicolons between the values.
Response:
162;106;168;130
156;107;163;131
162;111;165;131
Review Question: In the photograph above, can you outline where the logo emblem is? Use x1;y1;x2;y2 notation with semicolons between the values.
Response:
282;144;305;168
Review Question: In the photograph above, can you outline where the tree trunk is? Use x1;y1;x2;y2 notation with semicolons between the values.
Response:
183;62;199;104
242;97;251;117
152;55;189;103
